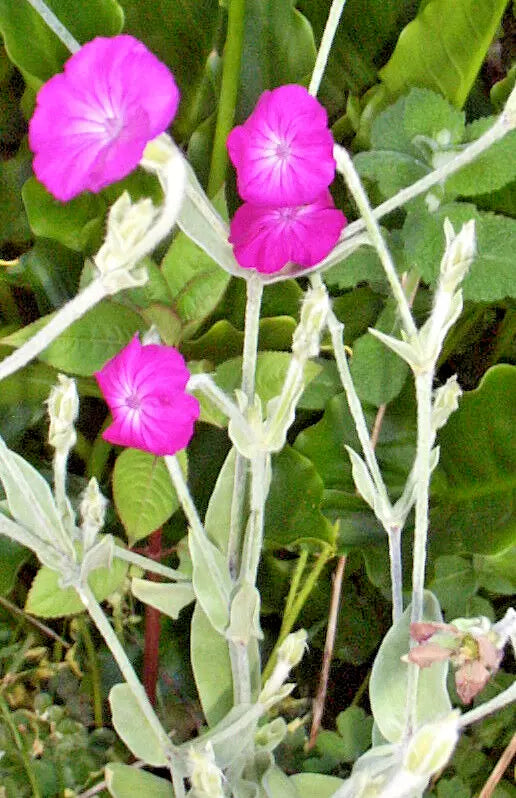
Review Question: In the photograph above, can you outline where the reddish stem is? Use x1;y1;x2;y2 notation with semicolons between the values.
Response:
142;527;162;706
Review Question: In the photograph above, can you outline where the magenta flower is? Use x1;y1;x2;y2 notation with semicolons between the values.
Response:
29;35;180;202
229;191;346;274
95;335;199;457
227;85;336;207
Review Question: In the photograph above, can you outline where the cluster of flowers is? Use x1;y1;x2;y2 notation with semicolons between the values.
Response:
227;85;347;274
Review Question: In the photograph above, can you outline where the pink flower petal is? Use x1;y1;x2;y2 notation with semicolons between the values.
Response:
95;335;199;456
29;35;180;201
229;191;346;273
227;85;336;207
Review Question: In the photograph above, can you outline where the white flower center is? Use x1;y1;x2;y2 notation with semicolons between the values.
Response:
125;392;141;410
103;115;124;140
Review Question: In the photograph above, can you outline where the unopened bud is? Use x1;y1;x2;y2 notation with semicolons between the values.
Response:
259;630;307;706
47;375;79;451
432;375;462;432
403;712;460;778
80;478;108;550
187;743;224;798
439;219;476;293
292;283;330;360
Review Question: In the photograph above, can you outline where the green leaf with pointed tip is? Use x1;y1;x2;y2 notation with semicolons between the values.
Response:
113;449;185;545
379;0;508;108
105;763;174;798
203;446;238;554
22;178;106;253
25;554;127;617
1;300;143;375
430;365;516;557
0;538;30;596
215;351;321;406
350;332;409;407
131;579;194;619
0;145;32;247
474;545;516;595
264;446;335;550
370;591;451;743
182;317;297;364
429;555;478;619
0;0;123;86
445;121;516;198
403;203;516;302
190;603;233;726
109;684;168;767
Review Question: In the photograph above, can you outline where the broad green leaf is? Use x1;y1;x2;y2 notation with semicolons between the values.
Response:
18;238;83;313
403;203;516;302
369;591;451;743
189;527;232;634
131;578;194;619
324;247;387;291
262;765;299;798
2;300;143;375
121;0;218;139
445;120;516;198
430;365;516;556
25;554;127;617
298;359;342;411
0;144;32;247
22;177;106;252
474;545;516;595
105;763;174;798
113;449;184;545
215;352;321;406
335;707;374;761
289;774;345;798
236;0;316;120
264;446;335;549
0;538;30;596
161;202;231;341
204;446;238;554
297;0;418;113
378;0;508;108
190;603;233;726
350;332;409;407
182;317;297;365
354;150;429;201
331;286;385;344
109;683;168;767
429;555;478;619
0;0;123;86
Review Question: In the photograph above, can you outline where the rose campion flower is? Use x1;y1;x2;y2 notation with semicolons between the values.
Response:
29;35;180;202
227;84;336;207
95;335;199;457
229;191;346;273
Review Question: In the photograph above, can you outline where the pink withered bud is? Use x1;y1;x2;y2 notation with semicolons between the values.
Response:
455;661;492;704
410;622;459;643
407;643;453;669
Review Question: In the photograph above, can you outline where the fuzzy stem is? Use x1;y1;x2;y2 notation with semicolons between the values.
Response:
326;305;388;502
142;528;163;706
207;0;246;197
334;145;417;339
0;278;106;383
77;615;103;728
227;275;263;574
239;454;268;588
387;525;403;623
308;0;347;97
187;373;252;430
25;0;80;53
115;546;189;582
405;370;434;735
77;583;173;757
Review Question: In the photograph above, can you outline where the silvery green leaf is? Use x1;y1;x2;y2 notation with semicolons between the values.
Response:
189;531;233;634
368;328;419;370
262;764;300;798
204;447;240;555
227;583;263;646
255;718;287;753
185;704;262;768
0;437;73;559
131;578;195;619
344;446;377;511
0;512;59;570
109;684;168;767
369;591;451;743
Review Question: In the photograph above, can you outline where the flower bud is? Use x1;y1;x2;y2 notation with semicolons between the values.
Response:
47;374;79;452
403;712;460;778
439;219;476;294
259;630;307;706
187;742;224;798
432;375;462;432
80;478;108;550
292;283;330;360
